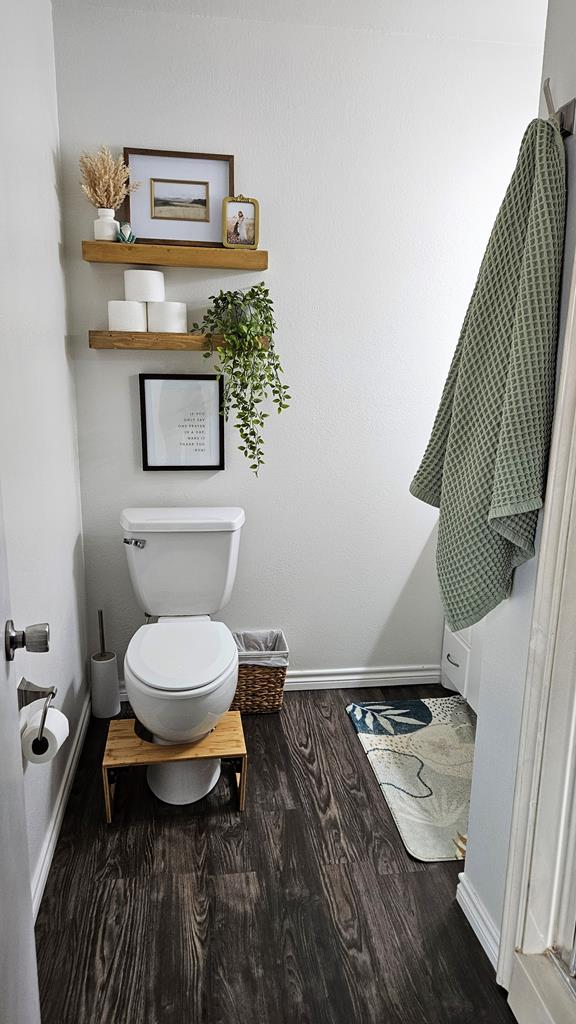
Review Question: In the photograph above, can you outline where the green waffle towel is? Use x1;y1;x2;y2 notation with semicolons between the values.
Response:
410;119;566;631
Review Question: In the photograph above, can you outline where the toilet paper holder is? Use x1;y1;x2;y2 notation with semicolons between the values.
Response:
36;690;57;749
18;678;58;747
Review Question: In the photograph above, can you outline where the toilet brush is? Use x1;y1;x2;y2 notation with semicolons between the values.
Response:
90;609;121;718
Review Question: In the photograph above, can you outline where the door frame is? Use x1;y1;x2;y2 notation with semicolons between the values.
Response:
498;252;576;1020
0;480;41;1024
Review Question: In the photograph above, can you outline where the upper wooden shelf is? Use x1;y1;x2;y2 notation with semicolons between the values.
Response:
82;240;268;270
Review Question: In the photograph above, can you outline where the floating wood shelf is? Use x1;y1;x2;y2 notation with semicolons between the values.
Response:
89;331;269;351
91;330;210;351
82;240;268;270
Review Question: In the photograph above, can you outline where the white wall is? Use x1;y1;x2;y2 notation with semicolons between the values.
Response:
538;0;576;108
51;0;547;682
459;0;576;968
0;0;88;912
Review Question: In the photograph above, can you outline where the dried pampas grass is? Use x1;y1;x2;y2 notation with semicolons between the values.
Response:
79;146;140;210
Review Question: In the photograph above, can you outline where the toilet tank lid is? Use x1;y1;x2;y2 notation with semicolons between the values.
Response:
121;507;245;533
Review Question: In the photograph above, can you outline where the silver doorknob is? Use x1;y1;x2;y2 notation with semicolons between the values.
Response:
5;620;50;661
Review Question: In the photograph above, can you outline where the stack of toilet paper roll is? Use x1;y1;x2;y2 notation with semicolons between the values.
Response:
108;270;188;333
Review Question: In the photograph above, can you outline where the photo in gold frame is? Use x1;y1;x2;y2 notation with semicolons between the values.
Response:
222;195;259;250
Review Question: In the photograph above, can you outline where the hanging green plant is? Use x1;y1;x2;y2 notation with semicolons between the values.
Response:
193;283;290;474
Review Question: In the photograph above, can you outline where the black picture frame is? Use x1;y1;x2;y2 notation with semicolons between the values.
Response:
139;373;224;471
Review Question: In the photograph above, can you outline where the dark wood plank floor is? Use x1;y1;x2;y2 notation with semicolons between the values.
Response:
35;686;515;1024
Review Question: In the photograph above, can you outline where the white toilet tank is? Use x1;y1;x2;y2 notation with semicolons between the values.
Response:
121;507;245;616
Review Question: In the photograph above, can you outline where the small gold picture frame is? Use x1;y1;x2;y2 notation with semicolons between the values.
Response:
222;195;259;250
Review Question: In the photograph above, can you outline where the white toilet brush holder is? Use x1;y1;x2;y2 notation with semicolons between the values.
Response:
90;609;120;718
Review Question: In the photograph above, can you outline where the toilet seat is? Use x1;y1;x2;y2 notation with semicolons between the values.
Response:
126;620;237;693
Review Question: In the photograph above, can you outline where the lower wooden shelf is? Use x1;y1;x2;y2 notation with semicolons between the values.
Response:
89;330;269;351
90;330;211;351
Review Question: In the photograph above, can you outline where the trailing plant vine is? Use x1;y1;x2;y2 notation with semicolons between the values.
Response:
194;283;290;474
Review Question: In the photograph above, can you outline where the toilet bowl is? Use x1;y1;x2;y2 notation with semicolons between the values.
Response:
121;506;245;805
124;617;239;804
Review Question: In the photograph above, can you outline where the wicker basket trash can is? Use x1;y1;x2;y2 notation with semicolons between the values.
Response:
230;629;289;713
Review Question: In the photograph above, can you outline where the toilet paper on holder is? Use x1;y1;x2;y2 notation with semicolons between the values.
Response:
20;689;69;764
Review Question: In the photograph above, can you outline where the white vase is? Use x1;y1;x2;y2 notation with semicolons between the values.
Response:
94;208;119;241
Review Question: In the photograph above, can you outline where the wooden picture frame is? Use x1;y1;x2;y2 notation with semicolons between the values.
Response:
123;148;234;246
222;195;260;250
139;373;224;471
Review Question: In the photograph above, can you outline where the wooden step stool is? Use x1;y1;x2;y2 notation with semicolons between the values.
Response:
101;711;247;823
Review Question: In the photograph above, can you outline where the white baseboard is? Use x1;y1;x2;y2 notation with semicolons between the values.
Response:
119;664;441;702
284;664;441;691
31;692;91;920
456;871;500;969
508;953;576;1024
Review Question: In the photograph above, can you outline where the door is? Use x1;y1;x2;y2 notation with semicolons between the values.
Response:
0;480;41;1024
498;163;576;1022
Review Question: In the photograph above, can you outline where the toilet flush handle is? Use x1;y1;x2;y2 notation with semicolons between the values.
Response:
123;538;146;549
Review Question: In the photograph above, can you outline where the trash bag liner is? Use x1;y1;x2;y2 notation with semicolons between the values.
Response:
232;629;289;668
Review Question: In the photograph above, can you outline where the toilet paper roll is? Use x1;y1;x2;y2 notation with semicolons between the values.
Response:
19;699;46;732
124;269;165;302
91;652;121;719
108;300;147;331
147;301;188;333
21;706;69;764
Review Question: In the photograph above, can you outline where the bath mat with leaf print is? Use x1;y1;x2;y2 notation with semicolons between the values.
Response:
346;696;476;862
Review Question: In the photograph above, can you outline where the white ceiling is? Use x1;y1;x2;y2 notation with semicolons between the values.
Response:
51;0;548;48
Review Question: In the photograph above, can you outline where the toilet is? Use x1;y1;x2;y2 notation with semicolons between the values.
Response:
121;506;245;805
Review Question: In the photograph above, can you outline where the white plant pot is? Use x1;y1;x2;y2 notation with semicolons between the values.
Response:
94;208;119;241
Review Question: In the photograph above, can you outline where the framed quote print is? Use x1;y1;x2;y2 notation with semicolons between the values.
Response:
139;374;224;471
123;148;234;246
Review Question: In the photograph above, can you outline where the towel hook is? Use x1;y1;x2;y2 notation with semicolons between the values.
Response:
543;77;557;120
543;77;575;137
